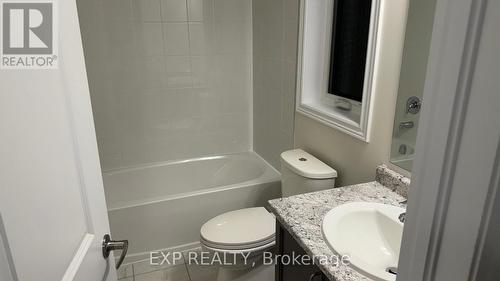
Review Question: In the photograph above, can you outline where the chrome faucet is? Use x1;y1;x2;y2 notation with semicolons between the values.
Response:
398;213;406;223
406;96;422;114
399;121;414;130
399;200;407;223
399;144;407;155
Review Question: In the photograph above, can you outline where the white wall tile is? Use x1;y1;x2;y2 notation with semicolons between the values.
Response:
281;62;296;133
165;56;191;73
133;0;162;22
102;0;133;22
161;0;188;22
187;0;213;22
283;0;299;62
138;56;167;90
165;56;193;88
213;54;252;91
166;74;193;89
252;0;298;169
215;19;251;54
261;0;284;59
106;21;137;57
192;87;218;114
80;0;253;169
190;55;209;87
188;23;212;55
214;0;251;22
143;88;196;120
163;23;190;55
136;23;164;56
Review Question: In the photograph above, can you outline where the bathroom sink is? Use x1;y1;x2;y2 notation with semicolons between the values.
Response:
322;202;405;281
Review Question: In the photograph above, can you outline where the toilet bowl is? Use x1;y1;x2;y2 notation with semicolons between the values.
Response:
198;149;337;281
199;207;275;281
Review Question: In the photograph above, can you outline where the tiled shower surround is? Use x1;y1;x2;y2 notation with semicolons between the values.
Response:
253;0;299;169
78;0;253;170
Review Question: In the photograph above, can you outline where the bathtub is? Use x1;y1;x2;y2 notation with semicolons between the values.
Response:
103;151;281;262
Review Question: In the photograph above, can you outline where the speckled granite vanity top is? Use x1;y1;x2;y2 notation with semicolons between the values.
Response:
268;165;409;281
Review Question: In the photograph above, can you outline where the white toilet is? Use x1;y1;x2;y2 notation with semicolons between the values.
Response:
280;149;338;197
199;149;337;281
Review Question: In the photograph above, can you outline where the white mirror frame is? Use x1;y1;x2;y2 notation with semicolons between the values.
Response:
295;0;381;142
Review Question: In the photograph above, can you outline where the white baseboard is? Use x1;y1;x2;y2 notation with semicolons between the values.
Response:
123;241;201;265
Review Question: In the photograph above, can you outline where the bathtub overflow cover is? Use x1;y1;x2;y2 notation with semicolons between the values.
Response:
299;157;307;161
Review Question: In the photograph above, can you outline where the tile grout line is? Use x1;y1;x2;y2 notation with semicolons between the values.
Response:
182;250;193;281
132;262;135;281
184;0;195;89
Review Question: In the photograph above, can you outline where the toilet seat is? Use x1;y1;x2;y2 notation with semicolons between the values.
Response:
200;207;275;251
201;235;275;251
202;240;276;254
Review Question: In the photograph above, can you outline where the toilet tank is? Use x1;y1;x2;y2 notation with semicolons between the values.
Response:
280;149;337;197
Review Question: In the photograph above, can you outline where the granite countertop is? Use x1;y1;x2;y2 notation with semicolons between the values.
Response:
268;170;408;281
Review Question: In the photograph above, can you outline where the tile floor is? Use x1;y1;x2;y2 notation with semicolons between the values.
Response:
117;248;219;281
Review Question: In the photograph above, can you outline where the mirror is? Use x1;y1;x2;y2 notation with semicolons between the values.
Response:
390;0;437;172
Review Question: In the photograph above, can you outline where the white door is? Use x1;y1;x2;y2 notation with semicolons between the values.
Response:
0;0;121;280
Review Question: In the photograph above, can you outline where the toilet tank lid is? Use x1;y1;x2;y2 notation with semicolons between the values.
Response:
280;149;337;179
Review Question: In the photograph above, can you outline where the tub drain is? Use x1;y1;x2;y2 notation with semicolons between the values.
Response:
386;267;398;275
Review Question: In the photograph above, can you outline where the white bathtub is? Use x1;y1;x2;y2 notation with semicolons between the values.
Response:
103;151;281;262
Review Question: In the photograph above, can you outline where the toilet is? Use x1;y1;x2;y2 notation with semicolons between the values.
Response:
280;149;338;197
199;149;337;281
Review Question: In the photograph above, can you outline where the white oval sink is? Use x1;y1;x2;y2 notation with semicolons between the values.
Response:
322;202;405;281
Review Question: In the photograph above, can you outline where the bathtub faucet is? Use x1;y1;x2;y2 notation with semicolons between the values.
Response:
399;121;414;130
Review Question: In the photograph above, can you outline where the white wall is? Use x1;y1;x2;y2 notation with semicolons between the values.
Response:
294;0;408;186
0;216;15;281
252;0;298;169
77;0;252;170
